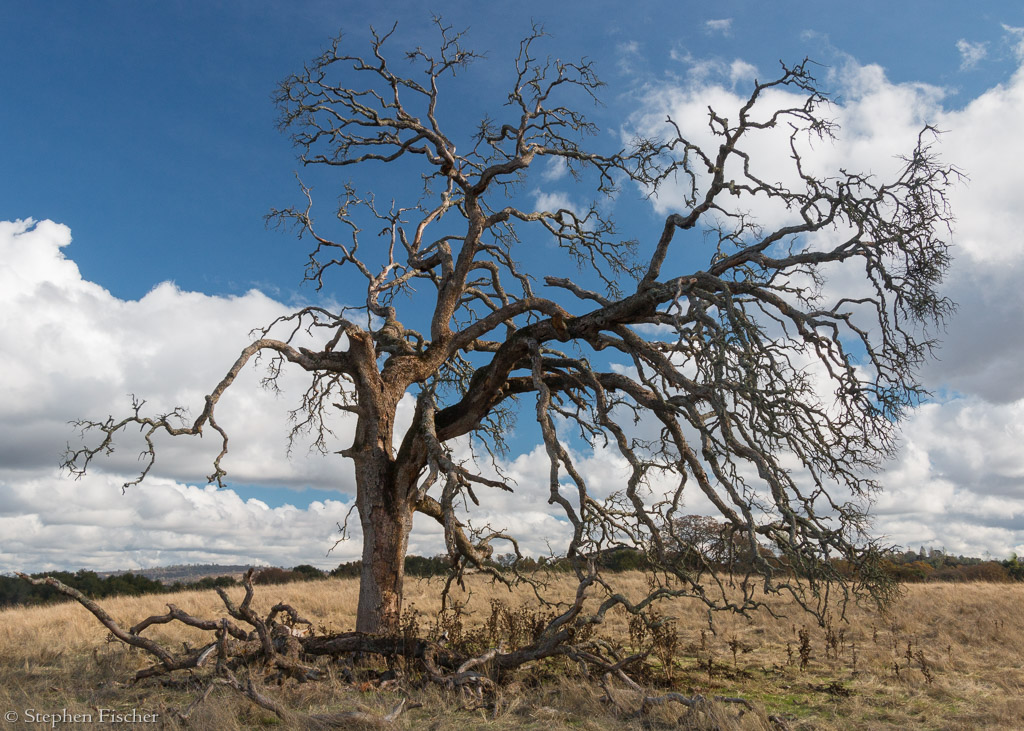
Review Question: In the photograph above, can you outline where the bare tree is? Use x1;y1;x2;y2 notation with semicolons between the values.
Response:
62;20;956;638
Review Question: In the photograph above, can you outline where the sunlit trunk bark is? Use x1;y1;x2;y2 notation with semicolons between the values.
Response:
350;382;415;636
355;467;413;634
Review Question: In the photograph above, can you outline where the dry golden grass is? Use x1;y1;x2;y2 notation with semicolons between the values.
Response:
2;574;1023;729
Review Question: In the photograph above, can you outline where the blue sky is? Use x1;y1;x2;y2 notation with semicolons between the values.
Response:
3;2;1024;572
4;2;1016;300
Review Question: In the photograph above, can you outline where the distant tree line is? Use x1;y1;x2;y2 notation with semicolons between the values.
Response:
880;547;1024;583
0;570;169;608
0;570;255;609
5;541;1023;609
245;546;1024;585
328;555;454;579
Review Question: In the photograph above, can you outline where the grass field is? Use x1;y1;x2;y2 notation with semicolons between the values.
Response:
2;573;1022;729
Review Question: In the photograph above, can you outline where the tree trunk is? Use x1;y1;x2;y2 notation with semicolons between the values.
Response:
354;458;414;635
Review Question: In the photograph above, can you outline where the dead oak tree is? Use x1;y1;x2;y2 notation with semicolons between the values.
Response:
61;21;955;640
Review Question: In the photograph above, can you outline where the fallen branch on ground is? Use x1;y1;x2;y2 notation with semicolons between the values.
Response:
16;569;756;724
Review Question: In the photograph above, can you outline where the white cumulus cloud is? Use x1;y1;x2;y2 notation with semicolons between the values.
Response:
956;39;988;70
704;19;732;36
0;219;363;573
